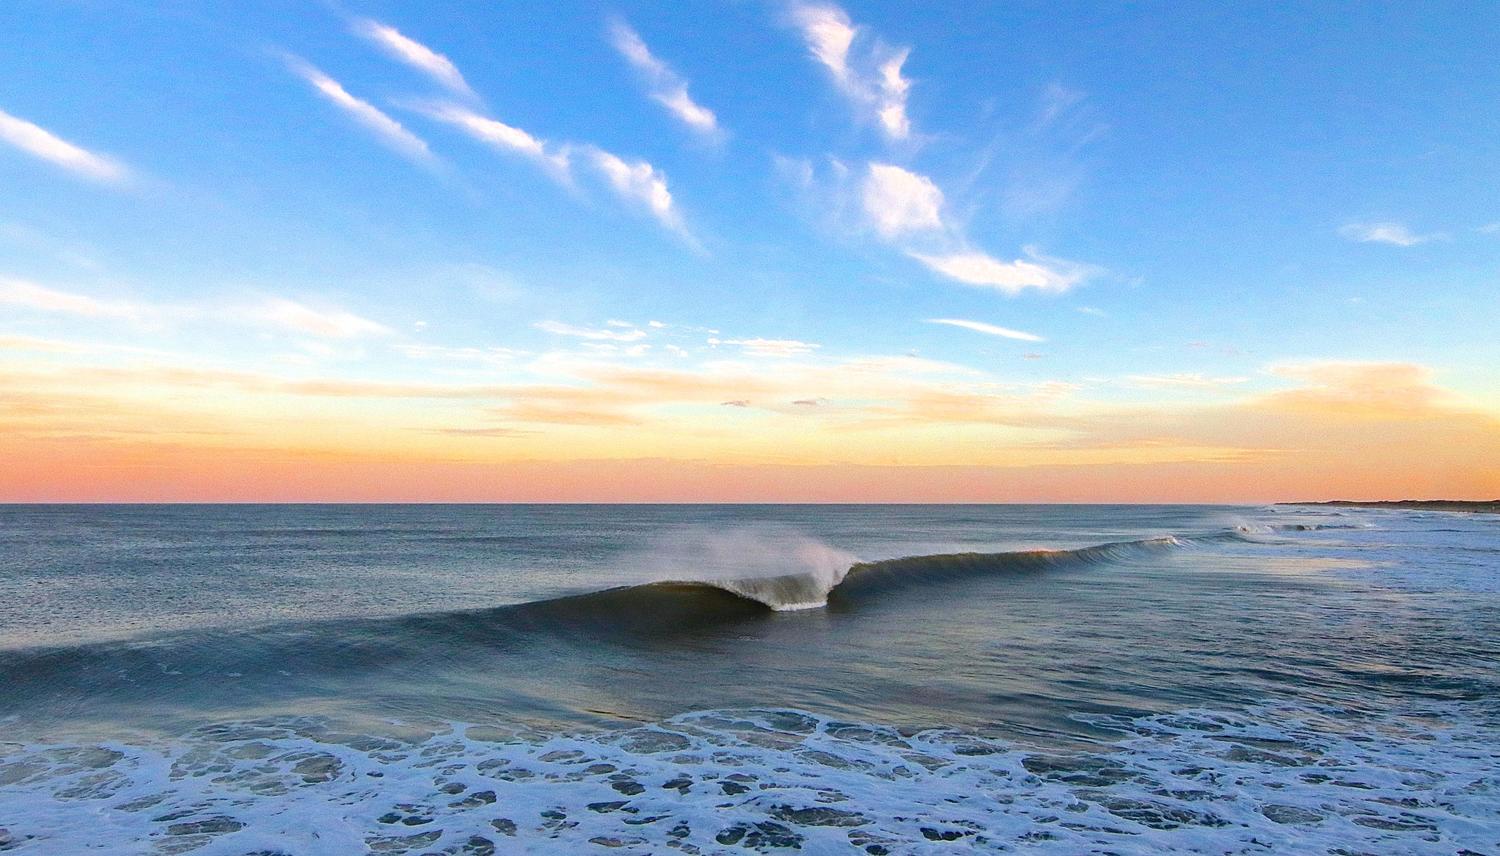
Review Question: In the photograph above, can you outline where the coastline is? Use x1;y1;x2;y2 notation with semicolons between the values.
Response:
1280;500;1500;514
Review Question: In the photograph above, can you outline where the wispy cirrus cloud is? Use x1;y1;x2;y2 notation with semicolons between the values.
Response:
608;18;720;139
1126;373;1249;390
0;277;140;319
586;148;687;235
284;56;435;165
909;248;1090;295
412;102;568;176
0;277;390;340
349;26;689;238
534;321;648;342
788;3;912;140
926;318;1044;342
1337;221;1444;247
790;159;1094;294
708;337;821;357
0;108;129;183
410;101;686;236
244;297;391;339
352;19;474;98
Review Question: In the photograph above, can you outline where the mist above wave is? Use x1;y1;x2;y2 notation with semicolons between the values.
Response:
623;525;859;611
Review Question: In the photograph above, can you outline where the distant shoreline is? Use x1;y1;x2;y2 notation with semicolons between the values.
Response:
1280;500;1500;514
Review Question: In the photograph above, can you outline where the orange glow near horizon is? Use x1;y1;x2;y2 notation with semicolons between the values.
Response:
4;352;1496;502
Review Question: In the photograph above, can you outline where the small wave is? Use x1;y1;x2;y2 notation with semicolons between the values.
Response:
1235;522;1373;535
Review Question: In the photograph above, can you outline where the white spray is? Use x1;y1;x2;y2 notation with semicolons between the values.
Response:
620;525;859;610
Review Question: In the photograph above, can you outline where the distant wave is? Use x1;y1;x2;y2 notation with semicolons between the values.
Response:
1233;521;1374;536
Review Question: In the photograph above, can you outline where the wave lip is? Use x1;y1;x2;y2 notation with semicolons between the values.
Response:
713;568;851;611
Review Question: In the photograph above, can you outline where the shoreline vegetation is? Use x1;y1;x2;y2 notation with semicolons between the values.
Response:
1281;500;1500;514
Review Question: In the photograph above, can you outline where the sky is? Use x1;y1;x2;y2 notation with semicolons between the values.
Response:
1;0;1497;502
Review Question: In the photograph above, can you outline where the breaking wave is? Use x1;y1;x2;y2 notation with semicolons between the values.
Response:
0;527;1258;700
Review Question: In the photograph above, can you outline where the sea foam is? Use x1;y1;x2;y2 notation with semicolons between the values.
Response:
1;701;1495;854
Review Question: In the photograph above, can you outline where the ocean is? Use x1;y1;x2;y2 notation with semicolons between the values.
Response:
0;504;1496;854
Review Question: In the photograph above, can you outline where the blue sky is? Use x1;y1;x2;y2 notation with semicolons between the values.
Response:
1;1;1497;500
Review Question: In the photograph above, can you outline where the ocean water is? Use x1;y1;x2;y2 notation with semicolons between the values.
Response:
0;504;1496;854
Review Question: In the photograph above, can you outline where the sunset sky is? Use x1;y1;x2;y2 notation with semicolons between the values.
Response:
2;1;1497;502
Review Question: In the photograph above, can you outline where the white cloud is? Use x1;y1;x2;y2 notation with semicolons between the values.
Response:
789;3;912;140
243;298;391;339
1;277;389;339
0;108;129;183
926;318;1044;342
398;343;527;366
586;148;685;234
909;248;1086;295
1126;373;1250;389
534;320;648;342
414;104;685;236
608;19;720;138
415;102;568;175
353;19;473;98
786;158;1095;296
1477;221;1500;235
1337;221;1443;247
285;57;434;165
708;337;821;357
0;277;138;318
863;162;943;236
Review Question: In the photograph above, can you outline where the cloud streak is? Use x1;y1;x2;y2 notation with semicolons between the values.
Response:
1126;373;1249;389
534;321;648;342
284;57;434;165
244;298;392;339
1338;221;1443;247
345;26;690;238
910;249;1088;295
789;3;912;140
414;102;567;175
791;158;1093;294
709;337;821;357
0;277;390;340
926;318;1044;342
586;148;686;234
0;277;139;318
353;19;473;98
412;100;687;236
608;19;720;138
0;108;129;183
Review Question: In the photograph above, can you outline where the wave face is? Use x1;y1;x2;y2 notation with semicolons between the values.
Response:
0;531;1218;715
